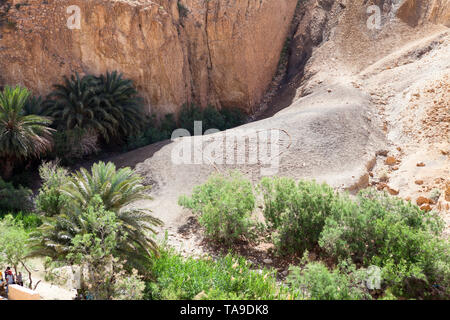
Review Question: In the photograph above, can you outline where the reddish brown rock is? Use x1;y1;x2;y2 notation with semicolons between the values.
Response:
416;162;426;167
385;156;397;166
387;187;400;196
420;204;432;212
377;183;387;191
416;196;434;206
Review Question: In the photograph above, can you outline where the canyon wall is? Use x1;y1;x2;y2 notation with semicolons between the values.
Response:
0;0;297;115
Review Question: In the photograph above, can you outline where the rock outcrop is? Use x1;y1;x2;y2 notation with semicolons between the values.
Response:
0;0;297;115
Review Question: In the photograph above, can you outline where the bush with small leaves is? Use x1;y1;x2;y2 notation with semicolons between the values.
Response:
179;172;256;245
286;261;371;300
259;177;337;255
318;189;449;299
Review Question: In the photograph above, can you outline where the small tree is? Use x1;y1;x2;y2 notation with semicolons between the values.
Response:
0;215;37;289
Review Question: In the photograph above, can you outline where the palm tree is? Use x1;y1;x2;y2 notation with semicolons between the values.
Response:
31;162;162;274
0;86;54;179
44;73;117;140
45;71;145;143
94;71;145;139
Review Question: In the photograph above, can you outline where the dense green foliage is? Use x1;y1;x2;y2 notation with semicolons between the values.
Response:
23;95;46;116
146;248;288;300
50;128;99;164
0;85;54;178
125;104;246;151
125;113;178;151
179;172;256;245
318;189;449;298
181;174;450;299
260;177;450;299
10;211;42;230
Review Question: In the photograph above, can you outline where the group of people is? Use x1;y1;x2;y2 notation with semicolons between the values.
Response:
0;267;23;298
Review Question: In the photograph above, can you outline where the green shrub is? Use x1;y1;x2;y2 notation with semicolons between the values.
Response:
179;172;256;245
178;103;205;135
319;189;443;263
259;177;337;255
220;105;246;129
146;248;289;300
202;106;226;131
125;114;178;151
286;261;371;300
318;189;449;299
35;161;70;217
373;223;449;299
0;178;33;213
0;215;30;272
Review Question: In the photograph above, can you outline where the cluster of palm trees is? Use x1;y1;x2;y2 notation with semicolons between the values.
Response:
1;72;160;281
45;72;145;142
0;71;146;179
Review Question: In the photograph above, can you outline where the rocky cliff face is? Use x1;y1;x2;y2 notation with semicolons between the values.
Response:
0;0;297;115
396;0;450;26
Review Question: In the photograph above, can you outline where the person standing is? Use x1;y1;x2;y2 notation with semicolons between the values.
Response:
5;267;14;285
16;272;23;286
